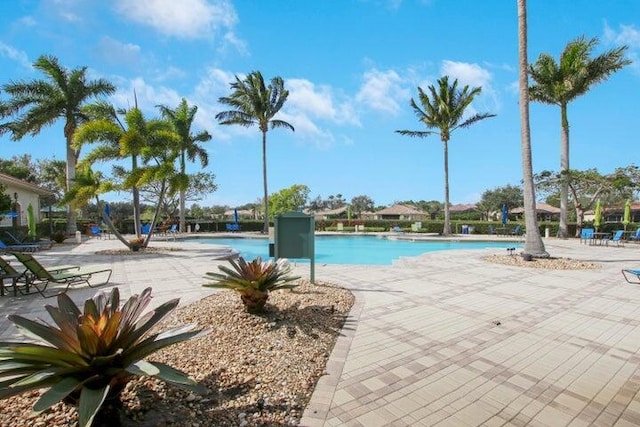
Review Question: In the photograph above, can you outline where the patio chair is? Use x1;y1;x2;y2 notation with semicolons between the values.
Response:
607;230;625;247
0;240;39;253
628;228;640;243
580;228;595;245
141;223;152;235
89;225;102;239
4;231;54;250
11;252;112;298
226;223;240;232
622;269;640;284
0;256;79;296
511;225;522;236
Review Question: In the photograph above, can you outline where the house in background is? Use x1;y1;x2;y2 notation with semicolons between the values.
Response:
371;204;428;221
0;173;53;228
511;203;561;222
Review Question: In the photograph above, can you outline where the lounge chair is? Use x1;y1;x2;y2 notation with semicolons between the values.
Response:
0;256;79;296
89;225;103;239
4;231;54;250
622;269;640;284
628;228;640;243
141;223;152;235
511;225;522;236
226;223;240;232
11;252;112;298
607;230;625;247
0;240;39;253
580;228;595;245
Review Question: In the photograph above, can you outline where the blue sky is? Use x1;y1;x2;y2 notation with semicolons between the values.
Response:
1;0;639;209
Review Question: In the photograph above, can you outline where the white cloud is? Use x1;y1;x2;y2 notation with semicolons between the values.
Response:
114;0;238;40
441;60;492;88
441;60;499;112
604;22;640;48
110;77;181;114
0;42;32;70
356;68;409;114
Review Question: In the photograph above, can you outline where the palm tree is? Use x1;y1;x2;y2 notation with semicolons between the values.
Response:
74;105;180;250
518;0;548;258
529;37;630;238
157;98;211;232
216;71;294;234
396;76;495;235
0;55;116;234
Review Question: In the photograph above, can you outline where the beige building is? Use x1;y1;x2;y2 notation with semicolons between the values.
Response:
0;173;53;227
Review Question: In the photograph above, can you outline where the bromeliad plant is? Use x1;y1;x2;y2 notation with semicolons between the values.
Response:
0;287;209;427
204;256;300;313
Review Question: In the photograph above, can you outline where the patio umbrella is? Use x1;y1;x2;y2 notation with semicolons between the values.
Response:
594;199;603;231
104;202;111;218
501;204;508;225
233;208;239;224
623;200;631;230
347;205;352;223
27;203;36;240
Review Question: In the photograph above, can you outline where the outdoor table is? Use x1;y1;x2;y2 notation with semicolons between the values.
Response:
592;232;611;246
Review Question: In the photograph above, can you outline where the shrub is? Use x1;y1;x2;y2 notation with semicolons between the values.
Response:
203;256;300;313
52;230;66;243
0;287;209;427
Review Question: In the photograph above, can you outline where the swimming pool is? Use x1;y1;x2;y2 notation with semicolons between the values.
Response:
192;235;521;265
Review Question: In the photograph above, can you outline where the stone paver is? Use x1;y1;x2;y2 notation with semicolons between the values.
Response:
1;234;639;427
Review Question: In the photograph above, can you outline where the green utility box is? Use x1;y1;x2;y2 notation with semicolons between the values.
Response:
274;212;315;282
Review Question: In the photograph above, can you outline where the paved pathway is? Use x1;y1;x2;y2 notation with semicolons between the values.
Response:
1;235;639;426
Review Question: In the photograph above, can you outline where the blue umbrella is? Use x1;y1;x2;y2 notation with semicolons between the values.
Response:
234;208;239;224
501;204;508;225
104;202;111;218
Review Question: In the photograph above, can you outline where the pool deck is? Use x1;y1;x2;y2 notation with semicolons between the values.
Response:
1;233;640;426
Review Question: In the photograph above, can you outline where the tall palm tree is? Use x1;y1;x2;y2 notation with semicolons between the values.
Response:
216;71;294;234
396;76;495;235
529;37;630;238
0;55;116;234
518;0;548;258
157;98;211;232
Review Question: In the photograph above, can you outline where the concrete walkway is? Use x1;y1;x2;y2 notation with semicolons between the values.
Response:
1;235;640;426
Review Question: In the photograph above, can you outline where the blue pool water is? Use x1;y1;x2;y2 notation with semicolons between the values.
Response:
192;235;521;265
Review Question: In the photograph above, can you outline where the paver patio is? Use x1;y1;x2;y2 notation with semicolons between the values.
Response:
1;235;638;426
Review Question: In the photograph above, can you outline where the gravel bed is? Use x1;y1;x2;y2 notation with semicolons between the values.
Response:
0;281;354;426
483;254;600;269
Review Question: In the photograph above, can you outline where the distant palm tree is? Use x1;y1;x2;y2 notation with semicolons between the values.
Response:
518;0;548;258
0;55;115;234
529;37;630;238
396;76;495;235
216;71;294;233
157;98;212;232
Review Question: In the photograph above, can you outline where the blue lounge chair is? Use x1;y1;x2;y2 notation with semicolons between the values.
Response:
226;223;240;232
511;225;522;236
4;231;53;250
89;225;102;239
580;228;595;245
0;240;39;253
607;230;625;246
141;223;152;234
622;269;640;284
628;228;640;242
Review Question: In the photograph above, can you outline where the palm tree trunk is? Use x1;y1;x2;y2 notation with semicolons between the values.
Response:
442;138;451;235
65;137;78;235
262;131;269;234
518;0;548;258
132;155;141;236
558;103;570;238
179;151;186;233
